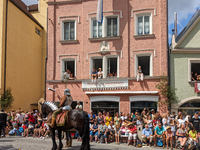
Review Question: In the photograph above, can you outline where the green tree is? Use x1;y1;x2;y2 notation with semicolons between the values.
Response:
1;88;14;110
155;77;178;107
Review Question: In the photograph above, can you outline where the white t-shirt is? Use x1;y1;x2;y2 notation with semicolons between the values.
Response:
178;119;185;127
162;118;169;129
148;120;153;128
121;116;127;121
108;125;115;132
44;123;49;130
16;114;24;123
64;72;70;78
98;71;103;78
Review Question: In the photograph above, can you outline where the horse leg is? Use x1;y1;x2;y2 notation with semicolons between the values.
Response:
58;130;63;150
50;128;57;150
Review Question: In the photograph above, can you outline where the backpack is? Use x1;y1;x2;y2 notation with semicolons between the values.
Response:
157;138;163;147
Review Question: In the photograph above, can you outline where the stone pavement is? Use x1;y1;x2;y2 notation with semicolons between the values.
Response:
0;136;175;150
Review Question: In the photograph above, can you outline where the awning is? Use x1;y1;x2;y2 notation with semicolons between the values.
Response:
85;91;158;94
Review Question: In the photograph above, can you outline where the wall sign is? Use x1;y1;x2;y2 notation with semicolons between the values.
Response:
82;80;129;91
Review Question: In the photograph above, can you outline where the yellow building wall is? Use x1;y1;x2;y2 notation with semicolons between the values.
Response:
0;0;6;93
30;0;48;101
5;1;44;110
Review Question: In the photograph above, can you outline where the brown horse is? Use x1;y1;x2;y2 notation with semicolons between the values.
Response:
38;100;90;150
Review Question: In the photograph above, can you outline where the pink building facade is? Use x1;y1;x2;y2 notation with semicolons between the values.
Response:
46;0;168;115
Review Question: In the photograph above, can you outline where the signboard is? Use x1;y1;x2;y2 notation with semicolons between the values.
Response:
82;80;129;91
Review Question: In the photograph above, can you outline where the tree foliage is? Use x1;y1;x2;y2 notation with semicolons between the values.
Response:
1;88;14;110
155;77;178;106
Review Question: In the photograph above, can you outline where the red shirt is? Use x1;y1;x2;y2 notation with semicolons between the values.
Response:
129;126;137;133
28;115;35;123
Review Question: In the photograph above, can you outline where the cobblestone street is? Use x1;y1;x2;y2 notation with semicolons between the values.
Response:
0;136;169;150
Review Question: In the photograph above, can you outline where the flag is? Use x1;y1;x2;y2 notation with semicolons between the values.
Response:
97;0;103;23
194;82;200;93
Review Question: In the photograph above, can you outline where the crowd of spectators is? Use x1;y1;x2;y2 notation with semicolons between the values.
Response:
87;109;200;150
2;107;200;150
2;108;50;140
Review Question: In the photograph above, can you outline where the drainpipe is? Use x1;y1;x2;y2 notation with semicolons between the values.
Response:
44;7;48;100
4;0;8;94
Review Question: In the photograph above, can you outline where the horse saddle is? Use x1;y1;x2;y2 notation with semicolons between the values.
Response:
56;111;68;127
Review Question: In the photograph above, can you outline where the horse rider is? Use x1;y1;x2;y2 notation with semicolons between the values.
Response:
49;89;73;128
0;109;7;137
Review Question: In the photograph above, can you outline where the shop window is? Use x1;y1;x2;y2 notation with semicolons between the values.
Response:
138;56;150;76
130;101;157;113
107;58;117;77
71;101;83;109
191;62;200;81
91;101;119;117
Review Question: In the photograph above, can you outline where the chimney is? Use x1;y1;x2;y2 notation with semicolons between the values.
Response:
174;12;177;38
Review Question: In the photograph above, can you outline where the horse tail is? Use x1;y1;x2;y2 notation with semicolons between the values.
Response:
81;111;90;150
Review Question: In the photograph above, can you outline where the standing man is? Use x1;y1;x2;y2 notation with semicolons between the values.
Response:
0;109;7;137
190;111;200;132
76;101;83;110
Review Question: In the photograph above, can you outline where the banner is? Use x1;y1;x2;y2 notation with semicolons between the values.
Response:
194;82;200;93
97;0;103;23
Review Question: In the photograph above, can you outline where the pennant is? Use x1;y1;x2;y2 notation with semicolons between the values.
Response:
97;0;103;23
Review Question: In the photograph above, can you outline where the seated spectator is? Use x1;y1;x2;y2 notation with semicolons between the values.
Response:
137;66;143;81
127;123;137;146
142;124;153;146
97;121;108;143
108;121;115;142
8;125;17;135
6;121;12;135
136;116;143;126
165;126;173;149
124;124;130;136
28;112;35;125
154;122;166;147
188;126;198;149
33;120;42;138
97;68;103;79
91;68;97;82
24;121;34;137
41;122;50;139
120;123;125;135
177;114;186;128
89;113;94;127
176;124;188;149
90;119;98;142
115;124;120;145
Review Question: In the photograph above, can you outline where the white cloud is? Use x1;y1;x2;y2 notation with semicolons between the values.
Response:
21;0;38;6
168;0;200;25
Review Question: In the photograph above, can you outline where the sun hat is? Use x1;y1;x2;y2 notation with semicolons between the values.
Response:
166;126;171;130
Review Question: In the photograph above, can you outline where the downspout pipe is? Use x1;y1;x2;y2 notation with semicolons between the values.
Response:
4;0;9;94
44;7;48;100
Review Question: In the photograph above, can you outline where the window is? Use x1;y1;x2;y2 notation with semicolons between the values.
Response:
107;58;117;77
190;61;200;81
131;101;157;113
61;59;76;80
35;27;41;36
135;53;153;77
107;17;118;37
138;56;150;75
90;16;119;38
63;21;75;40
92;58;103;72
92;20;102;38
135;13;152;35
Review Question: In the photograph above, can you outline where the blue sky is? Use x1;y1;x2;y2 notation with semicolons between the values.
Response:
22;0;200;44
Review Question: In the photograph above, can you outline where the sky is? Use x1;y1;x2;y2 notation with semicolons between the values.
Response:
22;0;200;44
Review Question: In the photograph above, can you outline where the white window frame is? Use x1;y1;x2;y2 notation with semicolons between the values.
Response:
188;59;200;82
135;12;152;35
61;58;76;80
61;19;76;40
89;56;103;79
89;55;119;79
90;15;120;38
90;17;103;38
135;53;153;77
